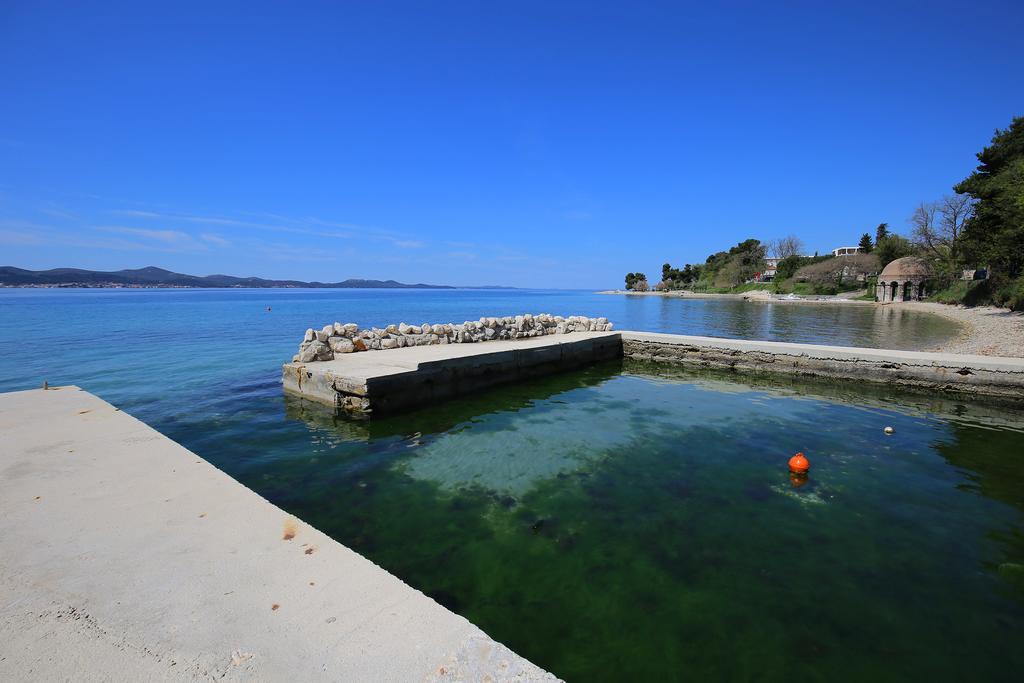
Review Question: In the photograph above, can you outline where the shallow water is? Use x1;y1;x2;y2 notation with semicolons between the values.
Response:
202;363;1024;681
3;288;1018;681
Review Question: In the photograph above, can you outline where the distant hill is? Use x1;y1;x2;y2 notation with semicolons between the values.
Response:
0;266;465;289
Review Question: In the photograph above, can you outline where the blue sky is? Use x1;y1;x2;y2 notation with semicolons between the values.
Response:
2;1;1022;288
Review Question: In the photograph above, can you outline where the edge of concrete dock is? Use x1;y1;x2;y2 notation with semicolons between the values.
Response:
0;386;556;681
282;330;1024;413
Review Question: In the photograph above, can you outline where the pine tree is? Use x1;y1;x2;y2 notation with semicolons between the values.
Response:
858;233;873;253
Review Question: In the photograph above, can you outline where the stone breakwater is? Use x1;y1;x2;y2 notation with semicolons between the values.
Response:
293;314;614;363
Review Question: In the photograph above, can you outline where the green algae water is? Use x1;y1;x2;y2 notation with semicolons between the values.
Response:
216;363;1024;682
1;289;1022;680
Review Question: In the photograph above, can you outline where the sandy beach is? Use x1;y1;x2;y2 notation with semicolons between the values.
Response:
598;289;1024;358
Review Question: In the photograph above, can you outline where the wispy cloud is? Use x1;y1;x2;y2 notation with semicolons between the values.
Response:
108;207;431;250
38;206;78;221
99;226;196;245
0;220;186;253
389;238;425;249
0;229;47;245
200;233;230;246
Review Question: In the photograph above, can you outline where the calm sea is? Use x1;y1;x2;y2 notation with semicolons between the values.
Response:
7;288;1020;681
0;287;959;418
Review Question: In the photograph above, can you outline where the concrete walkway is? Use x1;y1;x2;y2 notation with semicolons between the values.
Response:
0;386;554;681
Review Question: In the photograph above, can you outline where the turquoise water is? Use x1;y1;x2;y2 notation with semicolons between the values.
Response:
0;288;959;418
2;289;1022;680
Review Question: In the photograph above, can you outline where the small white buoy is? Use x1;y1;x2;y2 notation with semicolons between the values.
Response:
884;426;894;435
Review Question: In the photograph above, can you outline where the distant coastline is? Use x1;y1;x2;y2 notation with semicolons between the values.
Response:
0;266;515;290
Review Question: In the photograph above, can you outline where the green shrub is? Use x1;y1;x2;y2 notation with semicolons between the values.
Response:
928;276;1024;311
992;277;1024;311
929;280;973;305
963;279;995;307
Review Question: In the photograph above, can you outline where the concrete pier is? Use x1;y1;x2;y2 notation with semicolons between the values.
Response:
0;386;554;681
282;330;621;413
282;330;1024;414
620;332;1024;403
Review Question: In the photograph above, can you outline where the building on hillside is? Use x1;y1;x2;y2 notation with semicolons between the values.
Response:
832;246;864;257
759;255;814;281
875;256;932;302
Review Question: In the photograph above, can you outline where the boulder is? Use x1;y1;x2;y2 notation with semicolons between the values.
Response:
300;340;332;362
381;337;398;350
329;337;355;354
352;338;368;351
303;328;315;343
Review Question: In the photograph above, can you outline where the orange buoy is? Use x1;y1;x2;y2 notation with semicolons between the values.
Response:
788;452;809;474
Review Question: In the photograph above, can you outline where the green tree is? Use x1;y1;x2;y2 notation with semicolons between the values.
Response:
875;235;916;268
875;223;890;244
775;254;805;280
624;272;649;291
954;116;1024;278
858;233;873;253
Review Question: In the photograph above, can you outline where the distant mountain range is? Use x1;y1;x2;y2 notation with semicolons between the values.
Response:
0;266;502;289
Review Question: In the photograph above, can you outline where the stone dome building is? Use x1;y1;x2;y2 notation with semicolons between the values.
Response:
876;256;932;302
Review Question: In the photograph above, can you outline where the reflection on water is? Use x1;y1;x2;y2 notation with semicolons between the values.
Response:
638;297;961;349
272;360;1024;681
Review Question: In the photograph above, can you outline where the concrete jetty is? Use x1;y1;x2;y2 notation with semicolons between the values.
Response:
620;332;1024;403
0;386;554;681
284;331;1024;413
282;331;621;413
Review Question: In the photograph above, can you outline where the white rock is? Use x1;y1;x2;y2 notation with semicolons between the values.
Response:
381;338;398;349
329;337;355;354
303;328;315;342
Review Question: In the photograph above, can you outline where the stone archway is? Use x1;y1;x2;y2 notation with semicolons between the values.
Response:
889;281;899;301
901;281;912;301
